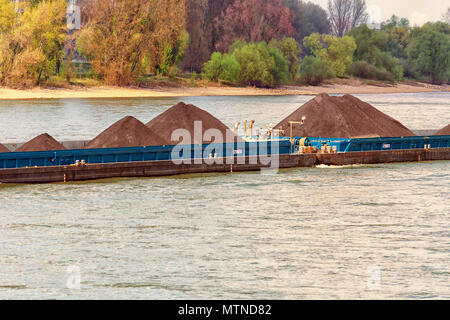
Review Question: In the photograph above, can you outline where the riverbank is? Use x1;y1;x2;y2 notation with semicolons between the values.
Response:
0;80;448;100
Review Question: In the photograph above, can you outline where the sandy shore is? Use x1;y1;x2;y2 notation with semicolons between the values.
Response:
0;81;448;100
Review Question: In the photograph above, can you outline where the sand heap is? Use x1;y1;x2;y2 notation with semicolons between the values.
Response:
86;116;167;149
0;143;9;153
275;94;415;138
434;124;450;135
16;133;66;152
145;102;243;144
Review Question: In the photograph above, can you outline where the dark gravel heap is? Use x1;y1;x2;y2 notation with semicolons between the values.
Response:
275;94;415;138
16;133;66;152
0;143;9;153
146;102;243;144
86;116;167;149
434;124;450;135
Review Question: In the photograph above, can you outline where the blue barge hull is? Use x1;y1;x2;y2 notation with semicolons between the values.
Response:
0;136;449;183
0;148;448;184
1;136;449;170
298;135;450;152
0;140;291;169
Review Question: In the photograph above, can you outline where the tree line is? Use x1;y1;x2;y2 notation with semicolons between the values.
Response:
199;0;450;86
0;0;449;88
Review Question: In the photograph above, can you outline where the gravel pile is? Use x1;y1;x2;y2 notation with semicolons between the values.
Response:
275;94;415;138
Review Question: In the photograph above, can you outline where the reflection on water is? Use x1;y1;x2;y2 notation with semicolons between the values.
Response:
0;93;449;299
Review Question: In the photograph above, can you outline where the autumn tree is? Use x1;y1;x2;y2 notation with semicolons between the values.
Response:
328;0;368;37
0;0;16;33
183;0;209;72
0;0;17;84
214;0;295;52
183;0;234;72
207;0;235;51
0;0;67;88
77;0;186;86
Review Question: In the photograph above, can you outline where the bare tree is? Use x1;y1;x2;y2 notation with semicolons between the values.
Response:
328;0;368;37
328;0;352;37
350;0;368;29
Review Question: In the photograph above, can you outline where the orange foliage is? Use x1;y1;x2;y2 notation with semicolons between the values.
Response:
215;0;295;52
77;0;186;86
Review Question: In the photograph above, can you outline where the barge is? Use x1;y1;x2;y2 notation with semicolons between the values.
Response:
0;135;449;184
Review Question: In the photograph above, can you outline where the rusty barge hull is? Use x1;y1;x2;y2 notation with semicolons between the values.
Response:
0;148;449;184
316;148;450;165
0;154;317;184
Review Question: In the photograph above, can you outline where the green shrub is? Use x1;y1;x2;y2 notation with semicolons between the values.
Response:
269;37;302;81
303;33;356;78
228;40;247;54
347;61;393;82
267;44;290;84
203;52;241;83
299;55;334;85
378;52;403;81
232;44;272;87
347;25;404;82
401;59;417;80
232;41;289;87
205;41;291;87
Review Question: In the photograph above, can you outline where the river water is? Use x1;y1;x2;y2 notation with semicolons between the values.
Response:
0;92;449;299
